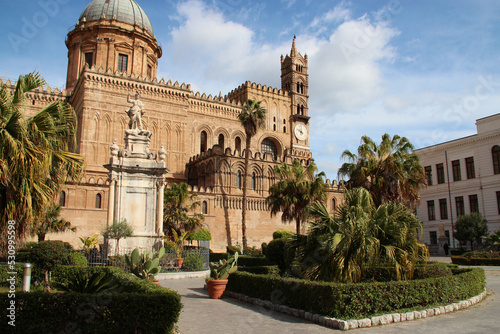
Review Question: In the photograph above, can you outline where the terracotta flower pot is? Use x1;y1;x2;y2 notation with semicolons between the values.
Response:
152;280;160;285
175;258;184;267
207;279;228;299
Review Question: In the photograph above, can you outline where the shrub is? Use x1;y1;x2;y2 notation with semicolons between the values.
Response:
261;242;268;255
263;238;296;273
187;228;212;241
243;246;262;256
67;252;88;267
273;230;295;240
31;240;69;290
238;265;280;276
226;245;241;254
227;268;485;319
238;256;274;267
210;252;229;262
413;263;452;279
451;256;500;266
182;253;204;271
164;240;176;251
462;251;500;258
0;266;182;333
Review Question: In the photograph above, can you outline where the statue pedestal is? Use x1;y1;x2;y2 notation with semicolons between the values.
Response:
104;131;168;253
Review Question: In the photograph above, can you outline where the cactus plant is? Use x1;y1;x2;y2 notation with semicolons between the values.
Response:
125;247;165;281
209;252;238;280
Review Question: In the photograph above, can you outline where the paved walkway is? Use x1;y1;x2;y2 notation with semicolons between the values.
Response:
160;258;500;333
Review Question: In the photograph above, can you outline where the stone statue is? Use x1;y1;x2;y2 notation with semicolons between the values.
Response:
126;91;145;130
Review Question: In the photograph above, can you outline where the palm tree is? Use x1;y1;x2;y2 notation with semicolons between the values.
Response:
301;188;428;283
31;203;76;242
338;134;426;208
267;159;327;235
0;72;84;253
238;99;266;248
163;183;204;239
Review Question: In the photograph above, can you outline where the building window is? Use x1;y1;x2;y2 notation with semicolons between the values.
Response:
235;137;241;153
85;52;93;68
452;160;461;181
465;157;475;179
118;53;128;72
456;196;465;217
218;134;225;149
95;193;102;209
439;198;448;220
429;231;437;245
261;138;278;160
425;166;432;186
469;194;479;213
202;201;208;215
497;191;500;214
332;198;336;211
427;200;436;221
493;146;500;174
252;173;256;190
436;163;445;184
237;171;242;189
147;65;152;78
200;131;207;153
59;191;66;207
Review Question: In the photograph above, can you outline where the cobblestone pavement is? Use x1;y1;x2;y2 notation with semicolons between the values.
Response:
160;258;499;334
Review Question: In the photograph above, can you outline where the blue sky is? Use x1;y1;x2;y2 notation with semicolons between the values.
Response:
1;0;500;181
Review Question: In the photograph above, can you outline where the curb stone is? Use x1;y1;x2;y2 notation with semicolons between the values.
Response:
223;289;487;330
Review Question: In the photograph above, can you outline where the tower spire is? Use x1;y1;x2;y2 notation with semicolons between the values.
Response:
291;35;297;57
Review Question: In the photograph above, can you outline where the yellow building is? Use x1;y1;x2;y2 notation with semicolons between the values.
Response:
3;0;342;251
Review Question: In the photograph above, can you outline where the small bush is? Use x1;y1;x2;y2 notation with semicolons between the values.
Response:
238;265;279;276
238;256;274;267
182;253;204;271
414;263;452;279
451;256;500;266
261;242;268;254
273;230;295;240
164;240;176;251
210;253;229;262
226;245;241;254
243;246;262;256
67;252;88;267
187;229;212;241
463;251;500;258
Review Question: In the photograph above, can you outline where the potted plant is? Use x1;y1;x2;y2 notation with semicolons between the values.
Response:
171;229;190;267
207;252;238;299
125;247;165;284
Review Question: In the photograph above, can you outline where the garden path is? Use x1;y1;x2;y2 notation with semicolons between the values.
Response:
160;257;500;334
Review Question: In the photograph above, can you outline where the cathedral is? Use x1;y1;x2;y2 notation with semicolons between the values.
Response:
6;0;343;251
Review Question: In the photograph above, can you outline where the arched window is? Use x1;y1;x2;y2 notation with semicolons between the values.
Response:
332;198;336;212
237;171;242;189
200;131;207;153
202;201;208;214
59;191;66;207
493;145;500;174
235;137;241;153
218;134;225;149
261;138;278;160
95;193;102;209
252;173;256;190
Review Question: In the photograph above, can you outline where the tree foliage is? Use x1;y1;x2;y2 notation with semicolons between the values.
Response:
454;213;488;250
267;159;327;235
0;72;84;253
238;99;267;248
338;134;426;207
31;240;68;291
102;219;134;255
301;188;428;283
163;182;204;239
31;203;76;242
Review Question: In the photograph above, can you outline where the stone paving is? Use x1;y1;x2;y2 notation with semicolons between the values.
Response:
160;258;500;333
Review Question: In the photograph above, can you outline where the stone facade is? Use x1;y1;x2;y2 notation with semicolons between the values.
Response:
4;0;343;251
415;113;500;253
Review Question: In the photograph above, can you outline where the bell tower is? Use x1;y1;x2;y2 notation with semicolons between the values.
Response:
281;37;311;155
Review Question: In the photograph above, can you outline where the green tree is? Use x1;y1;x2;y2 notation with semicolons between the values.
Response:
102;219;134;255
267;159;327;235
302;188;428;283
0;72;84;253
454;213;488;250
338;134;426;207
484;230;500;251
163;182;204;239
31;203;76;242
238;99;266;248
31;240;68;291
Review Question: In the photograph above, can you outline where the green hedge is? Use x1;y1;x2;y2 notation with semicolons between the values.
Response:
238;256;274;267
226;268;485;319
451;256;500;266
238;265;280;276
0;266;182;333
210;252;230;262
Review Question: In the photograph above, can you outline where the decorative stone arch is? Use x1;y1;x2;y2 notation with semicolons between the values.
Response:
249;164;264;192
197;125;213;154
231;130;245;155
258;135;284;161
217;159;231;190
162;122;172;150
103;113;112;143
215;127;230;150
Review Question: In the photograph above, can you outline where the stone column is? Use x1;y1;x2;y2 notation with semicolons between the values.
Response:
107;178;116;226
156;180;165;235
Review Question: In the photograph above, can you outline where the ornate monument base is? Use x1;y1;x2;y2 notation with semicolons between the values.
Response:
104;112;168;253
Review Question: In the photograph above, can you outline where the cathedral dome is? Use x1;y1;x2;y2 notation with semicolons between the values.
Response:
79;0;154;36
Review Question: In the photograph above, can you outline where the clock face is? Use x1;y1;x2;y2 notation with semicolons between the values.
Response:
294;124;308;141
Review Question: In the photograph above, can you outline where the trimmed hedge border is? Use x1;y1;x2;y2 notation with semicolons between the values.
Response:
451;256;500;266
226;268;485;321
0;266;182;333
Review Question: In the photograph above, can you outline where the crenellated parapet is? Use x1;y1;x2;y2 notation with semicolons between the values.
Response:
226;80;289;104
